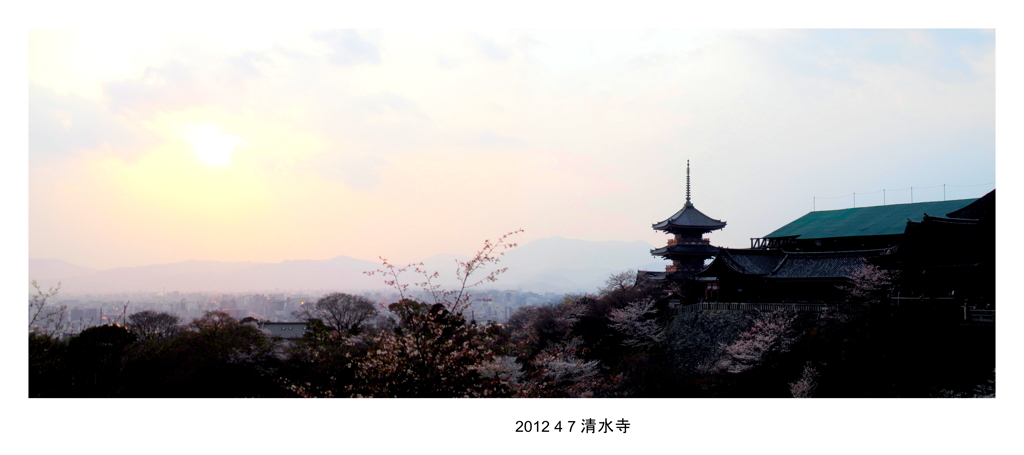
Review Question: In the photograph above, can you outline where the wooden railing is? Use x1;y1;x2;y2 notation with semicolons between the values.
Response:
678;302;867;313
668;238;711;246
750;237;795;249
965;309;994;325
678;301;995;325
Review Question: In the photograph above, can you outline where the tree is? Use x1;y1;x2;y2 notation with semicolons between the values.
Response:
517;338;606;398
500;297;623;397
505;298;584;358
65;324;138;396
349;231;525;397
608;298;664;348
128;310;181;340
714;309;799;375
789;362;819;398
29;330;69;397
841;259;898;305
600;269;637;296
28;281;70;396
187;311;276;364
597;269;659;310
278;318;366;398
296;293;377;335
29;280;66;337
348;300;507;397
190;310;237;334
366;229;523;314
120;311;282;397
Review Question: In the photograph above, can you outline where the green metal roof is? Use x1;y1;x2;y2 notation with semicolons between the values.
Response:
764;198;978;240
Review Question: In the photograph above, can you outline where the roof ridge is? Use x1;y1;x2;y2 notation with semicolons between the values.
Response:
808;197;979;213
720;249;748;274
778;246;892;254
770;253;789;275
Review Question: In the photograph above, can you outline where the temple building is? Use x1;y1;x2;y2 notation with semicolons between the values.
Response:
698;190;995;305
642;161;725;283
697;247;893;302
749;196;987;252
636;159;994;311
886;191;995;306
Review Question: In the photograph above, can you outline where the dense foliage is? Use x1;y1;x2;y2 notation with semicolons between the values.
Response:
29;241;993;398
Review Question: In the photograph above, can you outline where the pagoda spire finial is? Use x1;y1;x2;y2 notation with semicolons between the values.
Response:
686;160;691;206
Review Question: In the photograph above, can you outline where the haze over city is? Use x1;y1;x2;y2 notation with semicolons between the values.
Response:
30;29;994;278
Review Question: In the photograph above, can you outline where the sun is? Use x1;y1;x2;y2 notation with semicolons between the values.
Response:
187;124;246;166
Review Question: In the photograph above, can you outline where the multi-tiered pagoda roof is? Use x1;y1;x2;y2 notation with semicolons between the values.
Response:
652;161;726;235
652;203;727;233
649;161;725;277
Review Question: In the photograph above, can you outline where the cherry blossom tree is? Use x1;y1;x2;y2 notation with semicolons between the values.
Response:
600;269;637;296
608;298;664;348
714;309;799;375
519;338;605;397
789;362;819;398
365;229;523;314
347;301;507;397
354;229;635;397
842;259;898;305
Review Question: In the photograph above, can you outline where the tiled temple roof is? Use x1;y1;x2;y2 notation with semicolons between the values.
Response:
653;203;727;232
764;198;978;240
766;249;891;279
717;249;785;275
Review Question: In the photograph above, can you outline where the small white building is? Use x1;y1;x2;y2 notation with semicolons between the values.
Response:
259;322;308;340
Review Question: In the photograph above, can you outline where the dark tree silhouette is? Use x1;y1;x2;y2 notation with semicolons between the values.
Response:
296;293;377;335
128;310;181;340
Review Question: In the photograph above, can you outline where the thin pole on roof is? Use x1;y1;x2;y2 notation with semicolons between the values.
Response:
883;189;886;205
813;197;815;212
911;187;914;203
853;193;856;208
944;184;946;201
686;160;691;205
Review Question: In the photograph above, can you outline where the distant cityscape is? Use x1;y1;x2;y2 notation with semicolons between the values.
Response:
47;288;566;336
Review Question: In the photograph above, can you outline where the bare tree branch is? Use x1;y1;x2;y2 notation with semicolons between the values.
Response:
29;280;66;337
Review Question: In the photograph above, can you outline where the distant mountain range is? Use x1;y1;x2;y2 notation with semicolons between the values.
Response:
29;236;666;295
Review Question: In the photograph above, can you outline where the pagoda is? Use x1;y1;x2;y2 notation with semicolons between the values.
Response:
650;160;726;278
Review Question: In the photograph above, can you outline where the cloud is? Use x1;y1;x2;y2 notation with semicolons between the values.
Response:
103;59;215;117
474;35;512;62
302;90;433;161
436;55;460;69
228;50;273;78
100;45;290;119
626;52;680;70
362;91;418;114
311;29;381;66
473;131;522;148
29;83;157;159
313;154;388;191
753;30;994;85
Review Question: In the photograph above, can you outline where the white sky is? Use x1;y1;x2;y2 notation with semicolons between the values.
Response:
27;28;995;269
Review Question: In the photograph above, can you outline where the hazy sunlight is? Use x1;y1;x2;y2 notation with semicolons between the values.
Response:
187;124;246;166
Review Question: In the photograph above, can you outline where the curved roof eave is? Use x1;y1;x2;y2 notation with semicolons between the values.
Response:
653;204;727;231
